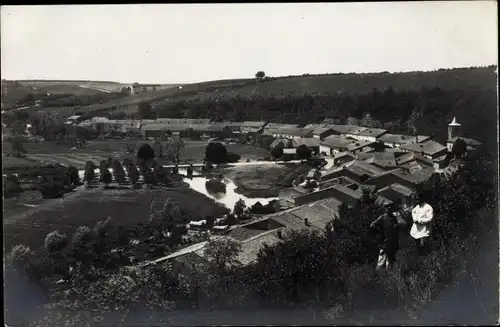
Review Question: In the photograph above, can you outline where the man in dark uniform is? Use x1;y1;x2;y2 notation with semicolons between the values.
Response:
370;204;400;269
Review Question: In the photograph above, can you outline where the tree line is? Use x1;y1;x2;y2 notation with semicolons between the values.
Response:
152;85;496;146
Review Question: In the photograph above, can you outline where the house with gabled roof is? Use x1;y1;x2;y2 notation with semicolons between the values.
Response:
312;126;340;140
376;183;414;209
399;140;447;160
377;133;431;148
319;135;354;156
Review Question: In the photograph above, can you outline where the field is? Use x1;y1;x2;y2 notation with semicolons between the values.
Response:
3;184;228;251
2;140;270;170
3;156;43;170
4;67;495;118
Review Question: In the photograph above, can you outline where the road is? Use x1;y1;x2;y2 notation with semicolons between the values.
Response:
78;84;113;93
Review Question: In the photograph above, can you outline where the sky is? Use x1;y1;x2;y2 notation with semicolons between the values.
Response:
1;2;498;84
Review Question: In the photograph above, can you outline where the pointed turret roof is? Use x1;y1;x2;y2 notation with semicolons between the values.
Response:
448;117;461;126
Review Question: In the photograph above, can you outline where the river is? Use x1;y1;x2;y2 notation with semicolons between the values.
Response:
178;168;278;210
77;168;278;211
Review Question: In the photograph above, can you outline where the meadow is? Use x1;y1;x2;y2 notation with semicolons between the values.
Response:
3;183;228;251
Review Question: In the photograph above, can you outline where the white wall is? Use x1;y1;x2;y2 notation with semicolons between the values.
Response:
319;145;332;156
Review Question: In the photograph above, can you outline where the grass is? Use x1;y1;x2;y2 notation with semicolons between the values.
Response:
3;140;270;170
149;67;498;107
223;163;300;197
3;156;43;170
4;67;495;118
3;184;228;251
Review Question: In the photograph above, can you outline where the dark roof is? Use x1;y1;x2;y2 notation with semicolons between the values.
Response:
312;126;334;135
292;138;321;147
243;121;267;128
352;127;387;138
264;123;299;129
270;212;315;231
319;176;359;190
347;160;386;176
326;124;352;134
335;184;363;199
141;123;191;132
375;195;394;206
393;167;434;185
279;187;309;202
264;127;311;137
320;136;353;149
343;125;364;135
305;123;328;130
347;140;377;152
366;151;398;168
227;226;266;242
333;151;357;160
290;197;343;229
154;118;211;124
271;138;289;149
236;231;282;266
395;152;434;166
390;183;414;196
399;140;447;156
447;136;482;146
377;133;431;144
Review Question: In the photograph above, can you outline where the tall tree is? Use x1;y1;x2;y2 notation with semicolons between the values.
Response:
452;138;467;158
296;144;312;160
203;238;242;272
137;143;155;166
111;160;127;185
137;102;154;119
205;142;228;164
84;161;96;186
255;71;266;79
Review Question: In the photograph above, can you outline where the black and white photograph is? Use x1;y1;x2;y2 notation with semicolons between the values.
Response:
1;2;498;326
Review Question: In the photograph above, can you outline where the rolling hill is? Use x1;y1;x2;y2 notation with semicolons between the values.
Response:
2;66;496;118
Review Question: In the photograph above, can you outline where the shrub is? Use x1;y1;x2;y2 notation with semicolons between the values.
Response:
66;165;81;186
72;226;93;246
226;152;241;163
137;143;155;165
3;174;24;198
37;175;65;198
8;244;33;264
44;230;69;253
205;142;228;164
296;145;312;160
205;178;227;194
83;161;96;185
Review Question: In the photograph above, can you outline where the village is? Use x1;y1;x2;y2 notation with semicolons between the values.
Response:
29;112;478;272
2;3;497;325
2;80;494;326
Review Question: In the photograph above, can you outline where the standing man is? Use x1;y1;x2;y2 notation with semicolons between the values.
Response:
410;193;434;255
370;204;400;269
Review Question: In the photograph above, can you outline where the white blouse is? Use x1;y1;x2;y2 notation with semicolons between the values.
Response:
410;203;434;239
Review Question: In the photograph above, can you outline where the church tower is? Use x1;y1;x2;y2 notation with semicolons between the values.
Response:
448;116;461;140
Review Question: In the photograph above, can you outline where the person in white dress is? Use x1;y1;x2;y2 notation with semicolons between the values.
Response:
410;193;434;255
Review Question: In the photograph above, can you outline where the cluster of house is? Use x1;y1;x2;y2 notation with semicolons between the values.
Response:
70;116;268;138
138;117;481;275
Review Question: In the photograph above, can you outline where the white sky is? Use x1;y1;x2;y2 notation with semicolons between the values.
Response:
1;2;498;84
